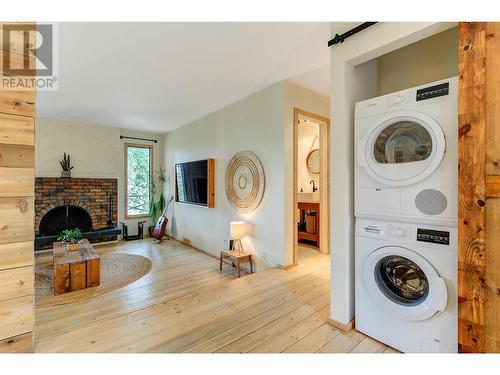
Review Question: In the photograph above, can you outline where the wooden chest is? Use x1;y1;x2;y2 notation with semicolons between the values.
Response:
53;239;100;295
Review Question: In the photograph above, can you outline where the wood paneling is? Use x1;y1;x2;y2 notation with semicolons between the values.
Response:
0;49;36;73
0;265;33;301
0;295;33;341
0;197;34;244
0;167;34;197
486;176;500;198
0;241;34;271
0;90;35;117
0;114;34;145
458;22;500;353
0;113;35;146
0;332;33;353
0;144;35;168
485;198;500;352
0;22;35;353
484;22;500;353
0;24;36;55
458;22;487;353
486;24;500;177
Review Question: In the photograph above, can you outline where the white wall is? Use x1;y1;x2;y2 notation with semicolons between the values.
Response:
329;22;457;325
297;120;320;193
35;117;163;233
163;83;285;269
377;27;458;95
163;81;329;269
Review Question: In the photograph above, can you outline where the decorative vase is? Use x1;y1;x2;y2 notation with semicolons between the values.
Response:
61;170;71;178
66;242;80;251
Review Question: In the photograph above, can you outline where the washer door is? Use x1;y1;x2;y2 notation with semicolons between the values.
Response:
362;245;448;321
357;111;446;186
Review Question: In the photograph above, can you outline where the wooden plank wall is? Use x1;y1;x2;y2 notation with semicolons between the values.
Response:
458;22;500;353
0;22;36;353
484;22;500;353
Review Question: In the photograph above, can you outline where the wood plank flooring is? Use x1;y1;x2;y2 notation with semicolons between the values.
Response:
34;239;393;353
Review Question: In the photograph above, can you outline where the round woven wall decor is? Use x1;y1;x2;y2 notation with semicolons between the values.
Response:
225;151;265;213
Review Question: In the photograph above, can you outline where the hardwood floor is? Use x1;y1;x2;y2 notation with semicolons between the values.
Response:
34;239;391;353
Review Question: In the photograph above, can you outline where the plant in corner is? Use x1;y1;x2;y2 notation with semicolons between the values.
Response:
57;228;83;251
148;167;168;237
60;152;74;178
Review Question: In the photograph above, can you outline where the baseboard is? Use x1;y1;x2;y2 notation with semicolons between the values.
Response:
93;239;119;246
171;236;219;260
277;262;297;270
172;237;257;274
327;318;355;333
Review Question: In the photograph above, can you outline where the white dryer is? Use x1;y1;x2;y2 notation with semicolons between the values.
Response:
355;77;457;226
355;218;457;353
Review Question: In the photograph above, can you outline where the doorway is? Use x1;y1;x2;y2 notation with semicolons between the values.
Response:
293;108;330;264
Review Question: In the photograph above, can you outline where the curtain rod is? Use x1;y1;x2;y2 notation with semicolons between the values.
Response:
120;135;158;143
328;22;378;47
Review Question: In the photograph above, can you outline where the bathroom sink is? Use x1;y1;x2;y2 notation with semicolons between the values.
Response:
297;192;320;203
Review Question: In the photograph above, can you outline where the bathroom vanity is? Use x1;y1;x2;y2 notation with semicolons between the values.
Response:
297;199;320;248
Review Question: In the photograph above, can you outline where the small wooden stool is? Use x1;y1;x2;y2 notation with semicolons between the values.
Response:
219;249;253;278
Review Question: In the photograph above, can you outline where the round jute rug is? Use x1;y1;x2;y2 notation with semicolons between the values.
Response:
35;253;152;308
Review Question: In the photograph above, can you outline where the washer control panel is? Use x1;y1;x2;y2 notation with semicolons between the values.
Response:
387;224;413;240
417;228;450;245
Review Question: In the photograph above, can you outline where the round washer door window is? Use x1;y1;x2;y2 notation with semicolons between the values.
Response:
362;246;448;321
375;255;429;306
357;111;446;187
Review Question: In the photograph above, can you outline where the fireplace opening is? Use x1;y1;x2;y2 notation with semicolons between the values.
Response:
39;205;93;236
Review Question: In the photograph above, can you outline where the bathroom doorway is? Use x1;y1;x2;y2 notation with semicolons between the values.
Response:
293;108;330;264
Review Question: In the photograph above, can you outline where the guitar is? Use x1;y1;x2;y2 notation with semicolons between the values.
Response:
152;196;174;242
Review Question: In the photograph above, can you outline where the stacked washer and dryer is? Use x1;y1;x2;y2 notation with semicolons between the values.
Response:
354;77;458;353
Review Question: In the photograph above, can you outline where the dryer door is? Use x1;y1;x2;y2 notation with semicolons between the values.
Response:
357;111;446;186
362;245;448;321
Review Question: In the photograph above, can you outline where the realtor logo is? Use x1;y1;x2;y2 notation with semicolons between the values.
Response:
1;23;58;90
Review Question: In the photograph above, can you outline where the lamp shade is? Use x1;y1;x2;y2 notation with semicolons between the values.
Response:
230;221;245;239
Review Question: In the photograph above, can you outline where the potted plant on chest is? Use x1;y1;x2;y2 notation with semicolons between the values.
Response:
60;152;74;178
58;228;83;251
148;167;167;237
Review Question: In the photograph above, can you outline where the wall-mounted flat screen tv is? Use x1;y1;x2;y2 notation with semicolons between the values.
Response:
175;159;215;207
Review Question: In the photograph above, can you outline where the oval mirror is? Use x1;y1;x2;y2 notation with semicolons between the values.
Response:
306;149;320;174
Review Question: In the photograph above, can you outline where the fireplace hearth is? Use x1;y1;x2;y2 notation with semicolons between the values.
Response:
35;177;121;250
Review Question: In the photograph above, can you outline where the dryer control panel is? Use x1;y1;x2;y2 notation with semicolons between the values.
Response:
416;82;450;101
417;228;450;245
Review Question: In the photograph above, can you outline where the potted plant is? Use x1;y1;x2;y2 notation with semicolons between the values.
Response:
60;152;74;178
57;228;83;251
148;167;167;237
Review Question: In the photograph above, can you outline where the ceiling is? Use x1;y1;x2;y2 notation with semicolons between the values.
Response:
37;22;332;133
288;66;330;97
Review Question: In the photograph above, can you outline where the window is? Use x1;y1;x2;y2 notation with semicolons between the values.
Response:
126;144;152;217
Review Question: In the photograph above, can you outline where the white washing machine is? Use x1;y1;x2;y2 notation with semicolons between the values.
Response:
355;218;457;353
355;77;458;226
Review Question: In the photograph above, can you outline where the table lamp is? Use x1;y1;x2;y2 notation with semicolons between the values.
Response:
230;221;245;253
